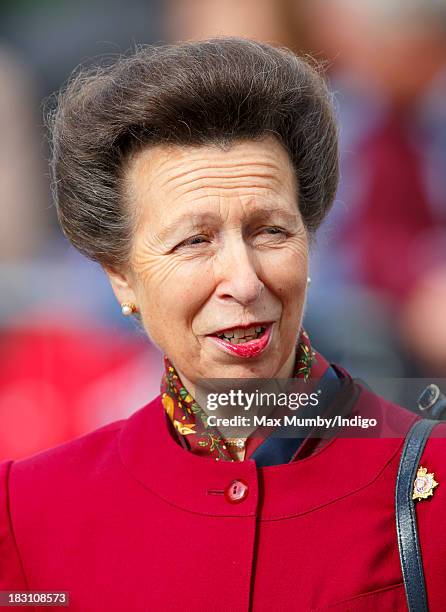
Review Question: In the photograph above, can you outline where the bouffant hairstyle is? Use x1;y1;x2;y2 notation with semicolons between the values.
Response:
48;37;339;271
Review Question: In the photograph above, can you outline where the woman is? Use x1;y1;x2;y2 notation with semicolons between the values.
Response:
1;38;445;611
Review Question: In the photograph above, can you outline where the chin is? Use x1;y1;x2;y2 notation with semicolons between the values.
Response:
206;359;280;380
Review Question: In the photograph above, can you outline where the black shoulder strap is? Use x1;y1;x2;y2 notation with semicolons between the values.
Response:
396;418;440;612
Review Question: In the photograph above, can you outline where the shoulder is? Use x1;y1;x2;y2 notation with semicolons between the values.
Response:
350;380;446;601
0;399;155;539
341;374;446;478
359;380;446;453
0;414;125;522
0;399;160;585
10;416;126;488
1;393;164;502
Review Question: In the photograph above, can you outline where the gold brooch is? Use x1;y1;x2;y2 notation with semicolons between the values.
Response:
412;466;439;501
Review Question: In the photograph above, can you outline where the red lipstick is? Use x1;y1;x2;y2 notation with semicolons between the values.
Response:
207;323;273;359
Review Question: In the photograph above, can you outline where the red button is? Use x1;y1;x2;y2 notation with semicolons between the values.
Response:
224;479;249;504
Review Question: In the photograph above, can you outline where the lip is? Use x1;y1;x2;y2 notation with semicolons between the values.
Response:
209;321;273;336
206;322;274;359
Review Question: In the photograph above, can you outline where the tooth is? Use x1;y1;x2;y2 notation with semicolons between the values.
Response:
238;338;247;344
224;332;234;338
255;326;262;332
234;329;245;338
231;338;240;344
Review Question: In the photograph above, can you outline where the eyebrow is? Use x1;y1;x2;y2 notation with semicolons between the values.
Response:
156;212;218;242
156;206;300;242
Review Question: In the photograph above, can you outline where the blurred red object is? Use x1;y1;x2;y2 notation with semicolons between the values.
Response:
0;322;162;460
344;112;436;305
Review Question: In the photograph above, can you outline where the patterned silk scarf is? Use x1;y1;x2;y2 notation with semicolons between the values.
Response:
160;328;330;461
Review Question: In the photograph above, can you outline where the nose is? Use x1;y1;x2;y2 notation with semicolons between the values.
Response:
213;237;264;305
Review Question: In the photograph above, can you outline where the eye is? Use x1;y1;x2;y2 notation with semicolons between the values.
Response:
263;226;287;235
258;226;289;238
175;234;210;249
252;226;289;246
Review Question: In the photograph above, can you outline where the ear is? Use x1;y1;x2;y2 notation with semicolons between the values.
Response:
103;266;138;309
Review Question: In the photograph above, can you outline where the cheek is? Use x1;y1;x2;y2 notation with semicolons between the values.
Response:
263;245;308;302
134;256;215;342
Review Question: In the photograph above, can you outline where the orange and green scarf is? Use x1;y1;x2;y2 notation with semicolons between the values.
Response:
160;328;330;461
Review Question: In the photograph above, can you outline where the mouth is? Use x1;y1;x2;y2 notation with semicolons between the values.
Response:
206;322;274;359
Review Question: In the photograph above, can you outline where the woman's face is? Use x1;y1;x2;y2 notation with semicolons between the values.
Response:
109;136;309;390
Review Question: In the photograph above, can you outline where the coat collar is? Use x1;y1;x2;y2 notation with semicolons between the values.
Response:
118;378;418;520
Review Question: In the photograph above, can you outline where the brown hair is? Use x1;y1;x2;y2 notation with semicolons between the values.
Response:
47;37;339;271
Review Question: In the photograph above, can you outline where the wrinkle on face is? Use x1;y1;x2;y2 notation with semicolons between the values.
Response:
122;135;309;386
129;138;298;227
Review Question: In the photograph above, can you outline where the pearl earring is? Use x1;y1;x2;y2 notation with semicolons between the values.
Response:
121;302;137;316
307;276;312;286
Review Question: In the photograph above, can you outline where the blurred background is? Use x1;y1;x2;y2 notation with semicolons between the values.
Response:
1;0;445;459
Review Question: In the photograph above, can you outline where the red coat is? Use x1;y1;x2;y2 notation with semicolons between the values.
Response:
1;383;446;611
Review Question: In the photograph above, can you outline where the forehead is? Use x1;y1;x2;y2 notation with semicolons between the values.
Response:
124;135;298;225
